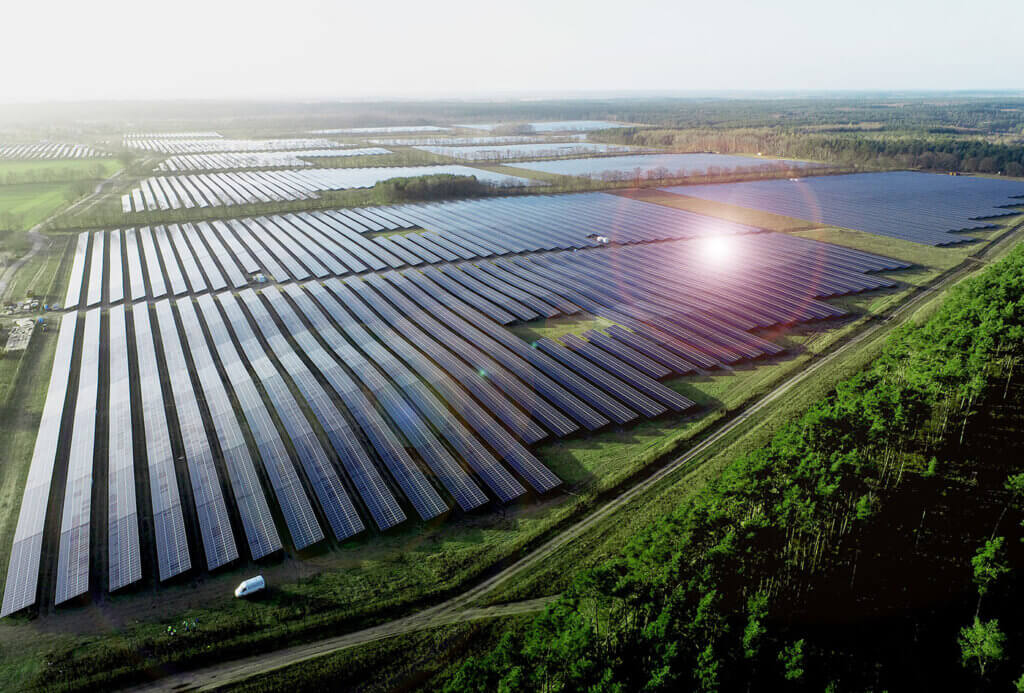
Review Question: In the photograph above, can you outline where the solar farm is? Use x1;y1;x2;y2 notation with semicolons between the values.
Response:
455;121;631;132
664;171;1024;245
119;166;539;212
0;143;110;160
155;148;392;172
1;173;927;617
507;152;818;179
412;142;639;161
2;111;1023;662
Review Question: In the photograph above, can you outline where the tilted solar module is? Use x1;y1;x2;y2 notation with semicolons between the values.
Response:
175;299;282;560
219;292;364;541
85;231;104;307
583;329;671;379
180;224;227;291
349;278;545;444
535;337;666;418
123;228;147;301
0;312;78;617
311;282;526;501
63;232;89;309
561;333;693;412
138;227;168;299
380;271;585;436
167;224;207;293
195;294;324;550
333;279;559;494
279;285;461;516
108;230;124;304
131;303;191;581
246;289;408;529
107;305;142;591
55;308;101;605
153;226;189;296
152;299;239;570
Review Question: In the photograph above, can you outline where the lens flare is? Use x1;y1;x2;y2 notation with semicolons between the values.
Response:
700;234;734;265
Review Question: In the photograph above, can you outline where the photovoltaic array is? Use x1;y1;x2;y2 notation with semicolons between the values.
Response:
120;166;538;212
1;189;913;616
664;171;1024;246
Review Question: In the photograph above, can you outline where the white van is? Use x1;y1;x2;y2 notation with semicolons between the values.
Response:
234;575;266;598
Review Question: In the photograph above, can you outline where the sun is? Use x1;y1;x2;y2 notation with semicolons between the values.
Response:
700;234;734;265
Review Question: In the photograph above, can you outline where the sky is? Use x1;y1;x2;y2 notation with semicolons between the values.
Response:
4;0;1023;102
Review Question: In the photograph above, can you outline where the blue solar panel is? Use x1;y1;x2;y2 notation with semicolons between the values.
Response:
665;171;1024;246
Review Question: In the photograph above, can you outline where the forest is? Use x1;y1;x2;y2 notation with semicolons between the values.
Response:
598;128;1024;175
443;243;1024;692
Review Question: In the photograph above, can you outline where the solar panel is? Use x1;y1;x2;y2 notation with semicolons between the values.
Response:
108;230;124;304
107;305;142;592
277;285;457;517
131;303;191;581
219;292;364;542
1;312;77;617
63;232;89;309
380;272;581;437
310;281;525;502
152;299;239;570
167;224;207;293
153;226;189;296
175;299;282;560
138;227;168;298
85;231;104;307
55;308;101;605
195;294;324;550
123;228;146;301
333;279;559;494
349;278;546;444
244;288;408;529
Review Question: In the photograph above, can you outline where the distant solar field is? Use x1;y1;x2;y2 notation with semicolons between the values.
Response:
156;148;391;172
664;171;1024;246
120;166;539;212
123;138;349;154
369;135;586;146
0;143;110;160
413;142;639;161
455;121;631;132
508;153;814;179
312;125;452;134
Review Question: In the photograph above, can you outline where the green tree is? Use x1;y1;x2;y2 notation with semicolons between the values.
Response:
959;619;1005;679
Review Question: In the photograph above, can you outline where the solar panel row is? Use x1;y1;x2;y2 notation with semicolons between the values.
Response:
107;305;142;592
0;313;78;617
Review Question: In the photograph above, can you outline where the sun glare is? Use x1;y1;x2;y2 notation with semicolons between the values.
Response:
700;234;734;266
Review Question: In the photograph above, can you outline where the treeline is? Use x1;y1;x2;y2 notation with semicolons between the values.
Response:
373;174;492;201
600;127;1024;175
444;243;1024;692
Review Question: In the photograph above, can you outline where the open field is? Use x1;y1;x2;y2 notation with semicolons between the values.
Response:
0;159;120;183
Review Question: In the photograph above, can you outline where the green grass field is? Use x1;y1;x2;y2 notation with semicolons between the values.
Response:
0;159;119;183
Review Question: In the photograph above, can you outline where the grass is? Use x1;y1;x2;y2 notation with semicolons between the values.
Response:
0;159;119;184
2;235;71;304
0;184;82;231
507;312;617;343
222;618;524;693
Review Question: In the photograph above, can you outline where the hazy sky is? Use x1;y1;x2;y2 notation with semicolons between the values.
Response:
6;0;1022;102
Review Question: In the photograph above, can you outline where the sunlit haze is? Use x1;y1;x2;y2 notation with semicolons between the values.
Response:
5;0;1023;102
